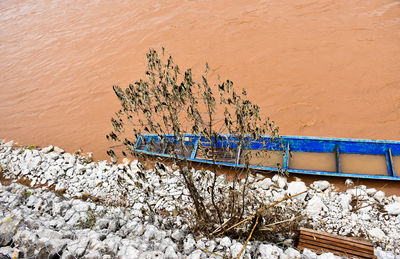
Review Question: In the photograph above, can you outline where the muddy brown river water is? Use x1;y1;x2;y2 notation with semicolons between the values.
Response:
1;0;400;193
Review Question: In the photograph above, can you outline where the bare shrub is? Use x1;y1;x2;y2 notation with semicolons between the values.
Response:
107;48;299;243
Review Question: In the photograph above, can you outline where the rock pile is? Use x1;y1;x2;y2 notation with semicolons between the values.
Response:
0;140;399;258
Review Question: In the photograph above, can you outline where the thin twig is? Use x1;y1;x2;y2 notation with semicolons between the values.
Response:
211;217;232;235
200;248;226;258
237;214;259;259
237;195;264;259
258;216;297;231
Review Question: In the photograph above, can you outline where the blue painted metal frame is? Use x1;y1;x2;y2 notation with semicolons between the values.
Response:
133;133;400;181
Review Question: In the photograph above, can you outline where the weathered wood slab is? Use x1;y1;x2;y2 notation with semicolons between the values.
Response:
297;228;376;259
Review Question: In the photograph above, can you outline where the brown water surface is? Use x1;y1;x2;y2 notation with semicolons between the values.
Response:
1;0;400;192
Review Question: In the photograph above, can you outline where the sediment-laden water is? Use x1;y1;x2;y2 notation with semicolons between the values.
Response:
1;0;399;162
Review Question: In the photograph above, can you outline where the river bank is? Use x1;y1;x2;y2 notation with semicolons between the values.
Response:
1;139;399;258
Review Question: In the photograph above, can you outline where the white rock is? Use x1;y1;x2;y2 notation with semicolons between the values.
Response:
374;191;385;203
220;236;231;247
231;243;245;259
374;247;398;259
48;152;59;160
85;250;102;259
287;181;307;200
306;196;326;216
255;177;273;190
284;247;300;258
347;188;368;200
65;238;89;257
188;249;202;259
184;235;196;254
26;195;38;208
41;145;54;153
368;227;386;241
312;180;330;191
258;244;282;259
37;229;63;240
302;248;318;259
73;202;89;212
164;246;178;259
0;217;21;246
385;202;400;215
53;146;64;154
318;252;340;259
27;156;41;170
338;193;352;211
272;174;287;189
104;235;122;255
117;245;140;259
345;179;354;186
366;188;377;196
171;229;184;241
143;224;159;241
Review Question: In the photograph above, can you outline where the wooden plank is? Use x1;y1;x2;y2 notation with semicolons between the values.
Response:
300;232;373;252
298;242;375;259
298;228;376;259
299;228;373;246
297;243;362;258
299;238;373;258
300;234;373;254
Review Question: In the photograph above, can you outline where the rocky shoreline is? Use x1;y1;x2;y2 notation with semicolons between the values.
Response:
0;140;399;258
